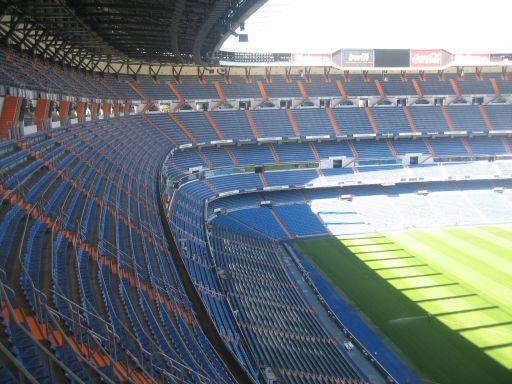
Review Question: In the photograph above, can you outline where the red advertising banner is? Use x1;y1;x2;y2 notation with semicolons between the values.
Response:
410;49;442;67
291;53;332;64
453;53;490;63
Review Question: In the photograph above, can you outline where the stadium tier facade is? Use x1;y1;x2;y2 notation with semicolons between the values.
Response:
1;44;512;384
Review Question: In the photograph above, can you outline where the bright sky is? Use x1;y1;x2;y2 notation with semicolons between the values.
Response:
222;0;512;54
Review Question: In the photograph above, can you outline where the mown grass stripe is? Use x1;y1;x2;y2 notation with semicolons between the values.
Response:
296;226;512;384
443;228;512;276
389;230;512;312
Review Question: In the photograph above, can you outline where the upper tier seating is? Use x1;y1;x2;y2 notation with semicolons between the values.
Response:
370;107;411;134
2;49;511;102
0;48;122;99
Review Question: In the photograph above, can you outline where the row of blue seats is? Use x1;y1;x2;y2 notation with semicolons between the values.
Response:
208;222;364;382
170;188;260;380
164;135;510;181
211;177;512;238
2;44;512;102
0;117;238;382
169;169;365;381
149;104;512;149
143;73;511;101
0;48;119;100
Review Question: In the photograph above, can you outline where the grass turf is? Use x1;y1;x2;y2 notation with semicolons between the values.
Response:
295;225;512;384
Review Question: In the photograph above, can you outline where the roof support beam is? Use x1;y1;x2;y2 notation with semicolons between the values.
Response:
149;64;162;77
170;0;186;62
88;57;102;71
0;0;265;66
127;63;142;75
32;29;48;51
193;0;231;63
6;14;22;40
172;65;183;82
18;23;37;47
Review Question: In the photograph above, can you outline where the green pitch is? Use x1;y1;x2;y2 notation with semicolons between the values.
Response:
295;225;512;384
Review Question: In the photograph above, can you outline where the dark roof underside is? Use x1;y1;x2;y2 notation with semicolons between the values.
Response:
0;0;265;67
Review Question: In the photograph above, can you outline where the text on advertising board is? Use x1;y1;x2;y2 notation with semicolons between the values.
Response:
410;50;442;67
341;49;374;67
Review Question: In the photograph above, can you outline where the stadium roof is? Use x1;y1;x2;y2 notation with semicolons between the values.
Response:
0;0;266;67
